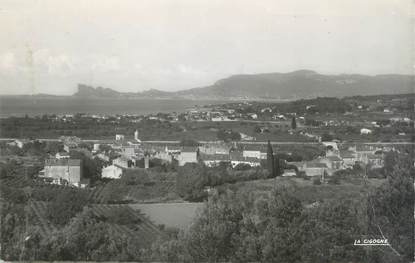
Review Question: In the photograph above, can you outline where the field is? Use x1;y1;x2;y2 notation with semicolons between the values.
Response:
227;176;385;205
88;180;180;203
1;174;33;188
26;201;57;238
88;204;165;243
129;202;204;230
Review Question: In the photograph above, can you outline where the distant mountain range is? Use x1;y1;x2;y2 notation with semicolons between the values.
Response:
11;70;415;100
73;70;414;100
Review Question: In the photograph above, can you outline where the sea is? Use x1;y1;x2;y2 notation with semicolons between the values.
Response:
0;97;229;118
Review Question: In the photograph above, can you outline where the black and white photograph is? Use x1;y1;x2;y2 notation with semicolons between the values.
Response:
0;0;414;262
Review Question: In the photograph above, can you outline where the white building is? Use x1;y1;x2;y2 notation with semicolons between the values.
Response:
177;147;198;166
42;159;83;187
115;134;125;141
242;150;262;159
201;154;231;167
360;128;372;135
282;169;297;177
230;157;261;168
101;165;123;179
55;152;70;159
93;143;100;153
240;133;256;141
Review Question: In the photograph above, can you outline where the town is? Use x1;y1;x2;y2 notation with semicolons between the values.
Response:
3;94;413;186
1;93;413;262
5;130;394;188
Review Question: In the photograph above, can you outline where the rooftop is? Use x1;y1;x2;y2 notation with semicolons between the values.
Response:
45;158;81;166
201;153;230;161
325;156;342;162
305;162;328;168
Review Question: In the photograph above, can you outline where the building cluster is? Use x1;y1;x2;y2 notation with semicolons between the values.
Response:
285;142;389;178
32;131;391;188
97;135;270;180
37;136;88;187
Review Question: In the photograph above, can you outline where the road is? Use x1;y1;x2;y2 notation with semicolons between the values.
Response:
1;138;414;145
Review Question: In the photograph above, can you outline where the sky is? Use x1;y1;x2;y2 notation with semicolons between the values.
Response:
0;0;413;95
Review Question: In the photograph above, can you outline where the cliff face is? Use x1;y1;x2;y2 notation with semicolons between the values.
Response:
72;70;414;100
73;84;122;97
177;70;413;99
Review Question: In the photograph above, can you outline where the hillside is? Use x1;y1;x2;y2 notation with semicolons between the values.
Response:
72;70;414;100
73;84;174;99
177;70;413;99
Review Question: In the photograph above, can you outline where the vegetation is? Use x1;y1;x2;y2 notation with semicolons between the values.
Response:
148;154;413;262
46;189;89;226
291;116;297;129
266;141;283;177
216;129;241;142
0;132;412;262
176;163;269;202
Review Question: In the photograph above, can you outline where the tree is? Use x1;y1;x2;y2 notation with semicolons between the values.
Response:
217;129;241;142
273;156;279;177
176;163;208;201
366;155;414;263
183;191;246;262
179;139;200;147
46;189;89;226
321;133;333;142
234;163;251;171
291;116;297;129
40;210;144;261
267;141;274;177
